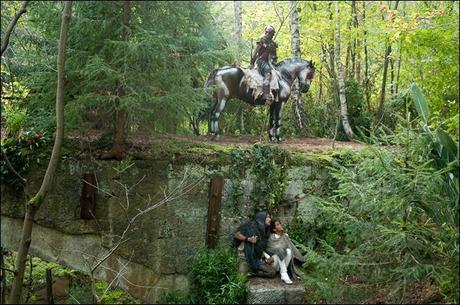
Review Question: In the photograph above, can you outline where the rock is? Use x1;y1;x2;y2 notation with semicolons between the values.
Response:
246;277;306;304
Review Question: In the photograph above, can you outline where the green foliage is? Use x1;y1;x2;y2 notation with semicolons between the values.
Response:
297;121;458;303
2;1;457;140
159;289;193;304
407;83;458;173
66;273;93;304
344;79;371;137
2;1;232;139
228;144;290;214
189;246;247;304
2;104;27;136
410;83;430;123
0;128;51;186
66;273;139;304
95;281;139;304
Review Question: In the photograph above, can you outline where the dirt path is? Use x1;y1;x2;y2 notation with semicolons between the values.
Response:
69;130;367;153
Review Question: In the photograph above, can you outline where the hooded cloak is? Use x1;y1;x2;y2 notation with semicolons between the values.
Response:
234;211;271;272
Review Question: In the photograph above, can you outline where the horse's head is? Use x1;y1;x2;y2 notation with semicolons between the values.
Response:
298;60;315;93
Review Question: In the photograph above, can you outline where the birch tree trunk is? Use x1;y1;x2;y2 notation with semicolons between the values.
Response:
8;2;72;303
289;0;308;133
334;1;355;140
234;0;245;134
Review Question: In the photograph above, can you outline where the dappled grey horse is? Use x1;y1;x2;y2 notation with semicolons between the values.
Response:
206;57;315;141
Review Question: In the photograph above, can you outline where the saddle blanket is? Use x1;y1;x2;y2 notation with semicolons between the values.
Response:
240;68;281;102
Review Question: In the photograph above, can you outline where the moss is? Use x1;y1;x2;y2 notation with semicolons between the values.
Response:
62;134;363;168
28;192;44;207
289;149;355;167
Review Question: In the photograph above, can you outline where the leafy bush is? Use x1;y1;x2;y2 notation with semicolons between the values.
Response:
66;273;139;304
95;281;139;304
189;246;247;304
0;128;51;186
296;84;459;304
299;133;458;302
67;275;93;305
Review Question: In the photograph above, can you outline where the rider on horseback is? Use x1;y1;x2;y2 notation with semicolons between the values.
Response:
249;25;278;103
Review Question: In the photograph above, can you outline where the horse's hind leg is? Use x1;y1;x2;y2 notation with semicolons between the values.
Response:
210;96;227;141
268;103;276;141
268;102;284;142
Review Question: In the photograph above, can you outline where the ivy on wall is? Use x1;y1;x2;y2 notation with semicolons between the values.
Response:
228;144;290;215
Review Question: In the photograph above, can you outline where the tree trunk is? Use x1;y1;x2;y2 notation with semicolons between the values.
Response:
395;2;406;95
352;0;360;82
363;1;371;112
103;1;131;160
233;1;245;134
395;43;402;95
390;57;395;96
290;0;308;133
334;1;355;140
8;2;72;303
234;1;242;66
376;43;391;123
376;1;399;124
0;1;30;55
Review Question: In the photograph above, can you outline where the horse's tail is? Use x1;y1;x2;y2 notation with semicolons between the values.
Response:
204;69;219;133
205;68;218;89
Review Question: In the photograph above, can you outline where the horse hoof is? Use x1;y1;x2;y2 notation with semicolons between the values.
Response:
211;134;220;141
276;137;284;143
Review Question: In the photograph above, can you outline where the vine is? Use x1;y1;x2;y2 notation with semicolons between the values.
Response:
228;144;290;215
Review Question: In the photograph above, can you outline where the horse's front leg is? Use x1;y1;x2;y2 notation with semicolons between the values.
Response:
273;101;284;142
210;97;226;141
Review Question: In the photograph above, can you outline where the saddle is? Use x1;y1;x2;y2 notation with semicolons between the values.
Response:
240;68;281;103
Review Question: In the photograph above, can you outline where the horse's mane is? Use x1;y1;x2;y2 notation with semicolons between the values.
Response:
275;57;312;68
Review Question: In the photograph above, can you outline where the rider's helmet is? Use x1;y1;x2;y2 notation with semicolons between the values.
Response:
264;25;275;38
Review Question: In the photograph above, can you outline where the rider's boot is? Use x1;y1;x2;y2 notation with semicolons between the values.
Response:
262;73;273;104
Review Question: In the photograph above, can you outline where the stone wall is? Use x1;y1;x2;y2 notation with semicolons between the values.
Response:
1;154;333;303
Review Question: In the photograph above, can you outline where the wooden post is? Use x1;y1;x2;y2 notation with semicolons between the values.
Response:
206;176;224;248
80;173;97;220
46;268;54;305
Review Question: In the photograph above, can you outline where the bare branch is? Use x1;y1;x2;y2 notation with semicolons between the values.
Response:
90;172;204;273
1;149;27;185
66;292;81;304
0;267;17;274
272;1;297;41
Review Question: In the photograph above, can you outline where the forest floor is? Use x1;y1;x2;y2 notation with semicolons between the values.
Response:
69;130;368;154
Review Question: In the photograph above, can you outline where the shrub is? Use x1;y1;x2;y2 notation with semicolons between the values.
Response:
189;246;247;304
0;127;51;186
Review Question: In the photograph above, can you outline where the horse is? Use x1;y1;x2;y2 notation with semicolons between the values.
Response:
205;57;315;142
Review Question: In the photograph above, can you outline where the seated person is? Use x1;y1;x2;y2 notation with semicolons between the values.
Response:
233;210;276;278
265;219;305;284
